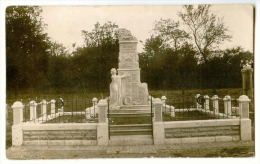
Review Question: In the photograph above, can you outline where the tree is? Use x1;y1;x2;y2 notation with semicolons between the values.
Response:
82;21;118;47
140;35;198;90
49;41;69;57
153;19;189;51
176;42;198;90
72;21;119;92
47;41;71;89
178;5;232;63
143;35;164;56
6;6;50;93
140;35;165;89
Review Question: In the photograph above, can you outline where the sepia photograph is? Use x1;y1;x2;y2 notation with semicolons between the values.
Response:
1;1;258;160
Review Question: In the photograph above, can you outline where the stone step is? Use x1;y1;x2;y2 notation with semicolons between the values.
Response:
108;139;153;146
109;135;153;146
109;116;152;125
110;129;152;136
108;138;153;145
110;124;152;130
108;113;153;118
110;134;153;140
109;109;151;114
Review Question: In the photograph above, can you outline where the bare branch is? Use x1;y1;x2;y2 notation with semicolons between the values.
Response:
178;5;232;63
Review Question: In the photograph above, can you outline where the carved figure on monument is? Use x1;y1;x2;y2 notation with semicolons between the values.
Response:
109;68;129;109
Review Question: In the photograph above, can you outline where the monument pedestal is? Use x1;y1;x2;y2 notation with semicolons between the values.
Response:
110;28;149;109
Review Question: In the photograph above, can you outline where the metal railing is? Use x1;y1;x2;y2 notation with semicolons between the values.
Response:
163;96;196;121
162;95;241;121
18;97;98;124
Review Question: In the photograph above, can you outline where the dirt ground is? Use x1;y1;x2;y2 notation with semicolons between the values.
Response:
6;141;255;159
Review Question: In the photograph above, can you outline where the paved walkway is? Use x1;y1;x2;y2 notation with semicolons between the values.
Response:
6;141;255;159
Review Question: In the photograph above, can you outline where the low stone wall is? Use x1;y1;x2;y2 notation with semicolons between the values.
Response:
153;118;251;145
13;123;98;146
164;120;241;144
165;125;240;138
23;130;96;141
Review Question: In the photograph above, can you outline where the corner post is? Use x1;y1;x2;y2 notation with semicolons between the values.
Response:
153;98;164;145
11;101;24;146
241;65;254;112
241;65;253;100
237;95;251;141
12;101;24;125
97;99;108;145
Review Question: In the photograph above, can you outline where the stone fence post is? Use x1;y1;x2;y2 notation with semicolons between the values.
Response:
241;65;253;100
98;99;107;123
211;95;219;114
58;98;64;113
85;108;91;120
11;101;24;125
241;64;254;112
196;94;202;109
223;95;232;115
153;98;164;145
161;96;167;105
170;106;175;117
92;97;98;114
154;98;163;122
29;101;37;122
161;96;167;114
237;95;251;141
41;99;47;117
11;101;24;146
50;99;56;116
238;95;250;119
204;95;210;110
97;99;108;145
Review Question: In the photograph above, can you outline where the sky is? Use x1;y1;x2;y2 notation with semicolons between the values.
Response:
41;5;254;53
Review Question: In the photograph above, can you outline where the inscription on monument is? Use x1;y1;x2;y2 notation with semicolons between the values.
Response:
131;73;139;82
120;44;136;53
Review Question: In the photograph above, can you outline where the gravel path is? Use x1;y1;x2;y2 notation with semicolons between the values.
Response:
6;141;254;159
